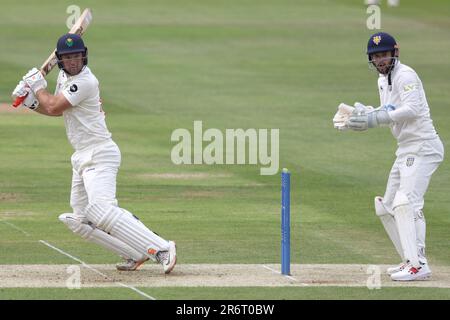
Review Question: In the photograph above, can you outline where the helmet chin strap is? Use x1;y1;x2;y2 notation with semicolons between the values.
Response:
386;56;398;91
372;54;397;91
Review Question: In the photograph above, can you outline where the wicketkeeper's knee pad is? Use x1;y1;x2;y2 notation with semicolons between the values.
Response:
59;213;95;239
392;191;411;211
374;196;391;217
373;196;405;261
392;191;419;267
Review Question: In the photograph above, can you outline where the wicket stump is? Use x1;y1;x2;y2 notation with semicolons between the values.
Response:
281;168;291;275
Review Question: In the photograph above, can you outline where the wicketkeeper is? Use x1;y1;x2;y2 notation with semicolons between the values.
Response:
12;34;177;273
333;32;444;281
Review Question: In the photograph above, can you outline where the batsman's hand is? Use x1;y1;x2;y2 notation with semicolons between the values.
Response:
22;91;40;110
333;103;354;131
12;80;30;99
23;67;47;93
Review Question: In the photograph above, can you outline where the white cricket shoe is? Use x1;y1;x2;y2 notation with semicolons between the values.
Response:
116;257;149;271
156;241;177;274
386;261;409;275
390;263;431;281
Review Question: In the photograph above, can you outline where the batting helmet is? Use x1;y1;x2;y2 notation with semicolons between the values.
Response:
55;33;88;71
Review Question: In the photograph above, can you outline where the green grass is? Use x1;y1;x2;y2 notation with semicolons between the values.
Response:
1;286;449;300
1;0;449;299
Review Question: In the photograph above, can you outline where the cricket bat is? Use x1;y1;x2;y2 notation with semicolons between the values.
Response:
12;8;93;107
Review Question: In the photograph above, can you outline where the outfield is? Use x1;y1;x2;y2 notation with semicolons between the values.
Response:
0;0;449;299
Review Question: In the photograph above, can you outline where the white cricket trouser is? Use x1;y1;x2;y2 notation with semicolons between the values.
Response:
382;137;444;263
70;140;121;214
66;139;167;261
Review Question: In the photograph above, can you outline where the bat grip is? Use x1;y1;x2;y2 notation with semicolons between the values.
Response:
12;95;27;108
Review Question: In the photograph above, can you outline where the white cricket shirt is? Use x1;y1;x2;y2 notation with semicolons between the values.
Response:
378;61;438;155
56;67;112;151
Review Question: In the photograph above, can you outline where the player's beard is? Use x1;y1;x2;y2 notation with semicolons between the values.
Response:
63;59;84;76
376;63;390;75
373;57;396;75
67;65;83;76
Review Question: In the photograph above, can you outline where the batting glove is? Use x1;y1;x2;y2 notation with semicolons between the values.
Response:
22;91;40;110
12;80;30;98
23;67;47;93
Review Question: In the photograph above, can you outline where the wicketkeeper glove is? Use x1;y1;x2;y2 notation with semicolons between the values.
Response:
347;102;392;131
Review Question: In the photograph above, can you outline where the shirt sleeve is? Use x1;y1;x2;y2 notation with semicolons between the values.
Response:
54;71;63;95
388;71;423;122
61;76;96;107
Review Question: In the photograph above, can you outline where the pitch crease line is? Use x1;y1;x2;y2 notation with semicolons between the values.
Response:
262;265;309;286
0;219;31;236
39;240;155;300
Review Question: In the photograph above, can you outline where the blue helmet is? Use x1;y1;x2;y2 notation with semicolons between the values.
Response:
55;33;88;71
367;32;399;77
367;32;398;58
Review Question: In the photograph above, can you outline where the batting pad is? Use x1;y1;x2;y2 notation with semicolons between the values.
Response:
392;192;420;268
85;203;170;258
374;197;405;261
59;213;146;261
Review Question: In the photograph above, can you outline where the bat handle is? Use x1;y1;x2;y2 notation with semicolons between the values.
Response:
12;95;27;108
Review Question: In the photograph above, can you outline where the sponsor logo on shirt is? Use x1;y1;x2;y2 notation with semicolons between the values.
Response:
70;84;78;93
403;83;419;92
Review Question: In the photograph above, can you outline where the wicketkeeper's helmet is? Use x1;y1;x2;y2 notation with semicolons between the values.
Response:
55;33;88;71
366;32;399;78
367;32;398;57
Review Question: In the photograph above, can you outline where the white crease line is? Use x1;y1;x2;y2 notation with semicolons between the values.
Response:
39;240;156;300
262;265;309;286
0;219;31;236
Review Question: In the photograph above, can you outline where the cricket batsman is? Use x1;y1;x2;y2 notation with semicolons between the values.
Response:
11;34;177;273
333;32;444;280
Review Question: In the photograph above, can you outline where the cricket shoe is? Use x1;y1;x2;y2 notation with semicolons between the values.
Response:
156;241;177;274
386;260;409;275
116;257;149;271
390;263;431;281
